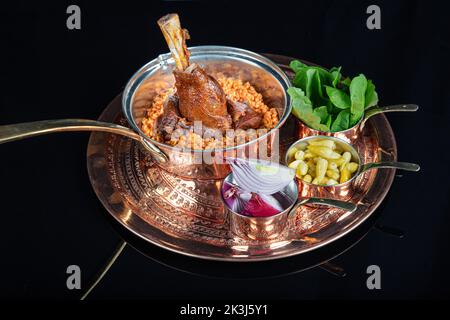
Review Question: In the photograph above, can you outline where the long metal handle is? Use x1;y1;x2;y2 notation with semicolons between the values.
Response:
0;119;168;163
361;104;418;129
361;161;420;173
289;197;357;217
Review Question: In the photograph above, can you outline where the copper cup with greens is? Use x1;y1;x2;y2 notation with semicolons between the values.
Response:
288;60;418;143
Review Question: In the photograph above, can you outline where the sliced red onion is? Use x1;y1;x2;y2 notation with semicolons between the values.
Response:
222;180;294;217
258;193;284;212
226;158;295;195
241;193;280;217
222;159;296;217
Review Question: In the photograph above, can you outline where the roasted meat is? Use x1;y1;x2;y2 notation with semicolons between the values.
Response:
158;14;232;132
174;64;232;131
155;95;183;140
156;94;223;141
227;99;262;130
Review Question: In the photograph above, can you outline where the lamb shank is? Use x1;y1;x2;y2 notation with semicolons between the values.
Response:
155;13;261;141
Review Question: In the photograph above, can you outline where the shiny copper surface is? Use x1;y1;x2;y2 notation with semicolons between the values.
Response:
285;135;378;202
297;120;361;144
87;54;397;261
223;174;357;242
229;209;291;242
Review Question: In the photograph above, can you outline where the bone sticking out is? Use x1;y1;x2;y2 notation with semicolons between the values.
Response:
157;13;190;71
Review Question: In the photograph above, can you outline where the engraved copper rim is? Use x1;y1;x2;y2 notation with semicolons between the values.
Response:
86;54;397;262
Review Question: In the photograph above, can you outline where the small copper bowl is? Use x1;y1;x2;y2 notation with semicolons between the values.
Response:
285;136;420;199
221;173;356;241
298;104;418;143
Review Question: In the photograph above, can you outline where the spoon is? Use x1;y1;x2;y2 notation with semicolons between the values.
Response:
0;119;169;163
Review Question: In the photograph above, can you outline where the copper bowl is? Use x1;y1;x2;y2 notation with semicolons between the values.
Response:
285;136;420;199
123;46;292;179
221;173;356;241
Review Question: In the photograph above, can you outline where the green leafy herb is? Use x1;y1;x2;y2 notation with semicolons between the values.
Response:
325;114;332;128
349;74;367;125
313;106;329;124
341;77;351;87
325;86;351;109
364;80;379;109
308;69;327;107
288;60;378;132
331;109;350;132
287;87;329;131
289;60;307;73
330;67;342;88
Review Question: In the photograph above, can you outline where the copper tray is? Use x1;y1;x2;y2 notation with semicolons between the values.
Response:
87;54;397;262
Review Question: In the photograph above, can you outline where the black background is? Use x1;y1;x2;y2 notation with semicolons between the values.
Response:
0;0;449;300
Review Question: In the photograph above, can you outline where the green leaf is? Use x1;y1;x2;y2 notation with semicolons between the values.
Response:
349;74;367;125
313;106;329;124
341;77;351;87
308;69;326;106
331;109;350;132
291;62;336;89
287;86;308;101
330;67;341;72
305;68;316;99
315;68;334;86
287;87;329;131
330;67;342;88
325;114;332;128
293;68;307;89
288;87;313;120
290;60;307;73
364;80;379;109
325;86;351;109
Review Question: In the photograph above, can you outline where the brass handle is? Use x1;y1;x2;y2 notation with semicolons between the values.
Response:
361;161;420;173
289;197;357;216
0;119;168;163
361;104;418;129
